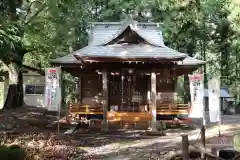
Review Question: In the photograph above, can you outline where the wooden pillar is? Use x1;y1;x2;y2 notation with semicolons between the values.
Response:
151;69;157;131
181;134;189;160
102;69;108;131
200;126;206;160
79;76;82;104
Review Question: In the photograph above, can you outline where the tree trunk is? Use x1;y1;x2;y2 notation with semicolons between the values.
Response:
3;62;24;109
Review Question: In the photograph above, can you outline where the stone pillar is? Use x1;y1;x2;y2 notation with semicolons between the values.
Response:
151;69;157;131
102;69;108;131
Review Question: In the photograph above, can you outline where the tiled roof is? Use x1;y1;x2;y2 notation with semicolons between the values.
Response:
177;56;205;66
52;52;205;66
51;54;81;64
89;21;164;46
51;19;205;65
74;44;187;60
204;89;231;98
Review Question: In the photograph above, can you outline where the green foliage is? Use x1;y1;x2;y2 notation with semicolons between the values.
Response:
1;0;240;104
0;146;9;160
175;76;185;103
62;73;76;108
0;145;25;160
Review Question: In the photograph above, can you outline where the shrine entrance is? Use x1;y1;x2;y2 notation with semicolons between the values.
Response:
51;19;206;130
109;72;149;112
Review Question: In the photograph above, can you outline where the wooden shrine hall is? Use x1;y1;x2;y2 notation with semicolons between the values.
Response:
51;18;205;131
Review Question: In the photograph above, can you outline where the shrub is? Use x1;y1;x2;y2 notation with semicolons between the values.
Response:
0;145;25;160
0;146;10;160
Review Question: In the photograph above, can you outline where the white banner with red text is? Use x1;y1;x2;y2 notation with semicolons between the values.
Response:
44;67;61;111
188;74;204;118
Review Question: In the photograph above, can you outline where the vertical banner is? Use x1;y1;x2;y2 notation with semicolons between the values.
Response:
45;67;61;111
188;74;204;118
208;77;220;122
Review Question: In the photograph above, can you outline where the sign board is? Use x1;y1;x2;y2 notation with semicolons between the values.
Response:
208;77;220;122
45;67;61;111
188;74;204;118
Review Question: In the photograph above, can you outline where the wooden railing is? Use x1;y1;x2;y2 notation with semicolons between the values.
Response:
107;112;152;128
107;112;152;121
69;103;103;114
67;103;191;125
156;104;189;115
68;103;189;116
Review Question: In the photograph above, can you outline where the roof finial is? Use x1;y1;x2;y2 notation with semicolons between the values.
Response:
121;15;138;29
122;15;134;24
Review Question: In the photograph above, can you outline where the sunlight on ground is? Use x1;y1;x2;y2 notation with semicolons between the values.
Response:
81;124;240;156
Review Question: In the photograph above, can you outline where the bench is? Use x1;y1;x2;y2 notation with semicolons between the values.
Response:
156;104;191;124
157;104;189;115
67;104;103;123
107;111;152;129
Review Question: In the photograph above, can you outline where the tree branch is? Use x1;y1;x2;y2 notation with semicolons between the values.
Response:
24;4;47;26
22;1;34;25
2;57;44;75
22;64;45;75
0;29;17;42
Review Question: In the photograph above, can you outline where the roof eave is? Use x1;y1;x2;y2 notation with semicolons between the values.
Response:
50;61;82;66
75;56;186;62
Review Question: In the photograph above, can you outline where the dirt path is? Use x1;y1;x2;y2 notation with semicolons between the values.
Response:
82;125;239;160
1;106;240;160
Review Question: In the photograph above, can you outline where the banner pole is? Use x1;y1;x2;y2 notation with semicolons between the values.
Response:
202;74;206;160
200;123;206;160
218;108;221;137
218;78;221;137
57;66;62;134
57;103;60;134
201;101;206;160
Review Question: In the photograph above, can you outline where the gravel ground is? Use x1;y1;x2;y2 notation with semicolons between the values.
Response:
1;106;240;160
78;125;238;160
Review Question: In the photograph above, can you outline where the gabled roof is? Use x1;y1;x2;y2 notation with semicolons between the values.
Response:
98;19;162;46
52;18;205;65
88;20;164;46
74;18;188;61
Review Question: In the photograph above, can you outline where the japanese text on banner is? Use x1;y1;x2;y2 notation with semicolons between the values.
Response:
188;74;204;118
45;67;61;111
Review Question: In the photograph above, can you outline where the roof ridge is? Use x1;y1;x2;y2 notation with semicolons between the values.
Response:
89;22;160;25
98;20;162;47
